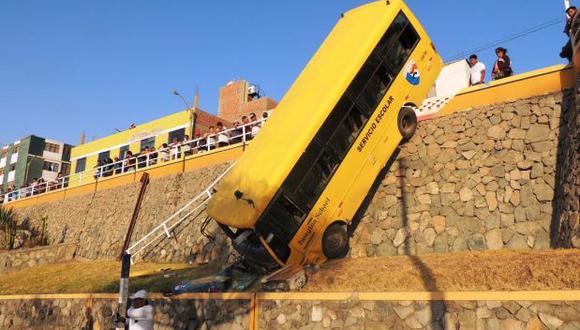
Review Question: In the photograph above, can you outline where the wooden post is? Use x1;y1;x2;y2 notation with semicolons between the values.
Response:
119;173;150;260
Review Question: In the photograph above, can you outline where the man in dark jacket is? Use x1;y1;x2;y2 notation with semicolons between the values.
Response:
561;6;577;62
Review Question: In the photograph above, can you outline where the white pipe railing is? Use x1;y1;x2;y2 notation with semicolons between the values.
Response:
0;118;266;204
125;162;236;261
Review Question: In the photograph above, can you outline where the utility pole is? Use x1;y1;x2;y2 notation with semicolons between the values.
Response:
192;87;199;137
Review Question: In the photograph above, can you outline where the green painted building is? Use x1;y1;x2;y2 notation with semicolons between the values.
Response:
0;135;73;192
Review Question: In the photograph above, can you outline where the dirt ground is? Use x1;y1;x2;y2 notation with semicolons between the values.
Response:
0;249;578;295
0;260;221;295
303;249;580;292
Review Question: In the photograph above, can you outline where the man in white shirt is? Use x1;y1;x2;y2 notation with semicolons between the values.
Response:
115;289;154;330
469;54;486;86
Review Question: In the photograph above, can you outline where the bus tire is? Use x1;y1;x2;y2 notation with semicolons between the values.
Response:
397;107;417;141
322;222;349;259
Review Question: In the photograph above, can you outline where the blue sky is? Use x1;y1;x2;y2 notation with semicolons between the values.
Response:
0;0;571;146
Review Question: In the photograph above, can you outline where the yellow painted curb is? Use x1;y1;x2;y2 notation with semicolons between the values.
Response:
0;290;578;301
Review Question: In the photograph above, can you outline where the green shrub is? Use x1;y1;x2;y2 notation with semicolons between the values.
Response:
0;207;17;250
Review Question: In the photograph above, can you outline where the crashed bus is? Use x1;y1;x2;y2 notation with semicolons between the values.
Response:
207;0;444;272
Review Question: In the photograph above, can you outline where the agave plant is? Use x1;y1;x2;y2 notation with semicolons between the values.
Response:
0;206;17;250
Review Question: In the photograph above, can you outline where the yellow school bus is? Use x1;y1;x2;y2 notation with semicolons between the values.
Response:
207;0;443;272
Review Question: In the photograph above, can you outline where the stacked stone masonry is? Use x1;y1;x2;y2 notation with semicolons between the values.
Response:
10;91;577;263
260;300;580;330
0;297;577;329
0;297;249;329
551;76;579;248
0;244;76;274
351;91;576;257
14;163;234;264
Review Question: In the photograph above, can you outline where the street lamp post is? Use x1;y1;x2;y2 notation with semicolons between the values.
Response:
172;90;198;138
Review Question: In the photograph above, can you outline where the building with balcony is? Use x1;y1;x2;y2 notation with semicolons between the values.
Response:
69;108;226;180
69;80;278;186
218;80;278;123
0;135;73;191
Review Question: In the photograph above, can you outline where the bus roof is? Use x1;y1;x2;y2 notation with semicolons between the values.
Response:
207;0;411;228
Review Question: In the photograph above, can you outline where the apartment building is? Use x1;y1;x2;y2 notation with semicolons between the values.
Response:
0;135;73;191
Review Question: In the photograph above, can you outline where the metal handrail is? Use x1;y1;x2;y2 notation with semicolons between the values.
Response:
0;118;265;204
125;161;235;261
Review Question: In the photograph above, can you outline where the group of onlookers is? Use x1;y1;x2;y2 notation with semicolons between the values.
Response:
195;112;269;151
470;6;578;86
0;112;270;204
0;172;68;203
468;47;513;87
91;112;269;179
91;111;270;180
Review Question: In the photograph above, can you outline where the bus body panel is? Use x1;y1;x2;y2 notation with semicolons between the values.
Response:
207;1;403;228
207;0;443;268
294;24;444;265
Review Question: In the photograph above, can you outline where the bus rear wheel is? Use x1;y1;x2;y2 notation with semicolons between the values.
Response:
322;222;349;259
397;106;418;141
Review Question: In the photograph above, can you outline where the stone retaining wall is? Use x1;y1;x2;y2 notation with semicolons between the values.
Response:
10;91;576;264
552;77;579;248
14;164;233;264
0;244;76;274
0;296;577;330
350;91;573;258
260;299;580;329
0;297;249;329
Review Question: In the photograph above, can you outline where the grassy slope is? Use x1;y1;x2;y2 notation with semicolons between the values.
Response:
0;260;221;295
304;249;580;292
0;249;578;295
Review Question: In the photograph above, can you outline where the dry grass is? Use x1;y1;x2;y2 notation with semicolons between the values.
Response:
0;249;578;295
0;260;222;295
304;249;580;292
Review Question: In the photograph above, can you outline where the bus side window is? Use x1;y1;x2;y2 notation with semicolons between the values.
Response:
357;65;393;113
384;24;420;74
294;149;339;209
285;141;323;194
316;96;352;144
263;195;305;244
377;12;408;59
347;52;382;101
345;105;366;139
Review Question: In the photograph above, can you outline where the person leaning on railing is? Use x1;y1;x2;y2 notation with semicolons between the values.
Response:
241;116;252;141
124;151;136;172
230;121;243;144
103;157;114;177
182;135;193;156
204;126;217;150
216;122;230;147
113;157;123;174
36;178;46;194
169;137;181;160
159;143;169;162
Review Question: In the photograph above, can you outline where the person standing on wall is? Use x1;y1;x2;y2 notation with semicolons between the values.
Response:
492;47;513;80
561;6;577;62
469;54;486;86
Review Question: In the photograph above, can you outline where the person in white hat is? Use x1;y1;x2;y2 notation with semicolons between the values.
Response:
125;289;154;330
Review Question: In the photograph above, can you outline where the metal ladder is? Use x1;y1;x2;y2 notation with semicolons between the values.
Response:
125;162;235;262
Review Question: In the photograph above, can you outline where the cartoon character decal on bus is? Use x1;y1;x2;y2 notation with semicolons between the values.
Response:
405;60;420;85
